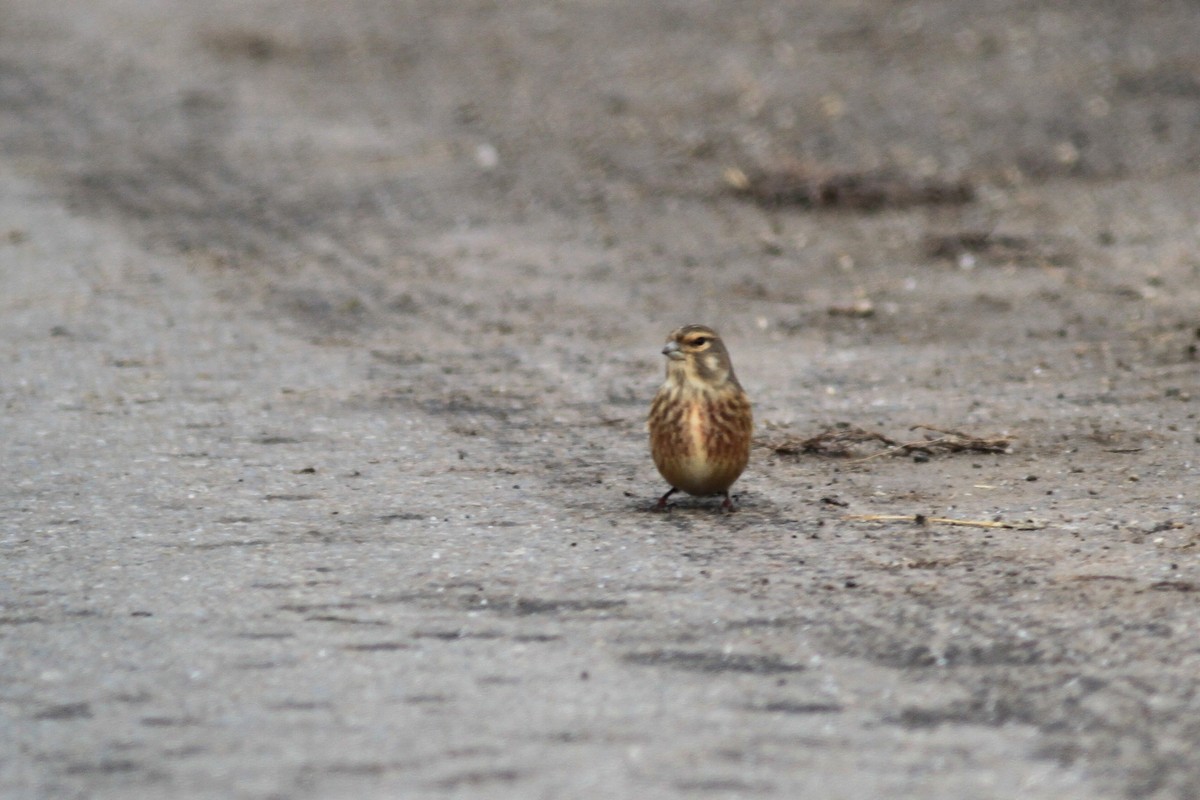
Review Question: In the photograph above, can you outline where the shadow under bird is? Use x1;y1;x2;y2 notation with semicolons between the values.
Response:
647;324;753;511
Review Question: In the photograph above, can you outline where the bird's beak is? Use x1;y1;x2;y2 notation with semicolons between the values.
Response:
662;341;685;360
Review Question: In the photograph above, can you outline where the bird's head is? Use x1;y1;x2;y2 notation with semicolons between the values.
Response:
661;324;741;391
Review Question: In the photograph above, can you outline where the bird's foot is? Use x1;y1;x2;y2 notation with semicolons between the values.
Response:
655;487;678;512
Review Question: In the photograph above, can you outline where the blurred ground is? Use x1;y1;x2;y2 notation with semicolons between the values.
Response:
3;1;1200;798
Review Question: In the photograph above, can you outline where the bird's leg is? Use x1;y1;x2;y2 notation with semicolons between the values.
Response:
721;491;737;512
655;487;678;511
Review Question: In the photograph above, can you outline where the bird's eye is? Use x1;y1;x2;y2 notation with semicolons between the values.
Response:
690;337;709;346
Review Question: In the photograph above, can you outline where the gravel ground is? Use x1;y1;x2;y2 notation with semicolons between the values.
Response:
3;2;1200;798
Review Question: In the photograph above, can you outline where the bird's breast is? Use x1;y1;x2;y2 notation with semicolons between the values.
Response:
649;384;752;496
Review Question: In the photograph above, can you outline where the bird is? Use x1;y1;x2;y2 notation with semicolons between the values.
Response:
647;324;753;511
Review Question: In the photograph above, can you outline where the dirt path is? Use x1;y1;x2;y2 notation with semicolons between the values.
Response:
3;2;1200;798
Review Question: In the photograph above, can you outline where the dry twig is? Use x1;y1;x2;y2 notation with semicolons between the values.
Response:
760;426;898;458
843;513;1045;531
759;424;1014;461
725;166;974;211
848;425;1014;463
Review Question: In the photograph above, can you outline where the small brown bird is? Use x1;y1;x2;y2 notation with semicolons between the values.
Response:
648;324;753;511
